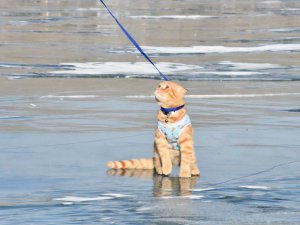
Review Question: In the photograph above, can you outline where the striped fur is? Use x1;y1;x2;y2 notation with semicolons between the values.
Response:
106;81;200;178
107;158;154;170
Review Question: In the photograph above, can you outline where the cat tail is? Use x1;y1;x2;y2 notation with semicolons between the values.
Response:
106;158;154;169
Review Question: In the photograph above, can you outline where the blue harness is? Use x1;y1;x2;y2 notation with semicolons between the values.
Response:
158;114;191;150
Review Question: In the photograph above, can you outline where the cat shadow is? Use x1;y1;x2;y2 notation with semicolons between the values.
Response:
107;169;199;197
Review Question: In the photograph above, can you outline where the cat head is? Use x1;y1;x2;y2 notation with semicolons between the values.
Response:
154;81;187;108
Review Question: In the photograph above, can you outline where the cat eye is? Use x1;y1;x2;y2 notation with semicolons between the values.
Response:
166;85;169;89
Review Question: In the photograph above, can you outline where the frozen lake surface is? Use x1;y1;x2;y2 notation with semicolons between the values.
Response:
1;0;300;224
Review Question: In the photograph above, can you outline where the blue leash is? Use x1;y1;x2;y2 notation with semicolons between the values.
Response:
99;0;169;81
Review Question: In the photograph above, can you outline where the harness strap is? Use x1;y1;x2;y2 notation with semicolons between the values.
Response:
99;0;169;81
158;114;191;150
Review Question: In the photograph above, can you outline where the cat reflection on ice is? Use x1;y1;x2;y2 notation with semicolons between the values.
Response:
107;169;199;197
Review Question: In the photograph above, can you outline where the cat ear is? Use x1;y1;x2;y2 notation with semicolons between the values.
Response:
172;85;187;98
178;86;188;95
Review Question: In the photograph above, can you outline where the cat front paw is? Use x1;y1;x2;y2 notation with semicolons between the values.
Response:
179;168;191;178
191;167;200;176
155;167;163;175
162;162;172;176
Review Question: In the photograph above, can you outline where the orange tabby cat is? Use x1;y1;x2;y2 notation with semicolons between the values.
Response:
107;81;200;178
